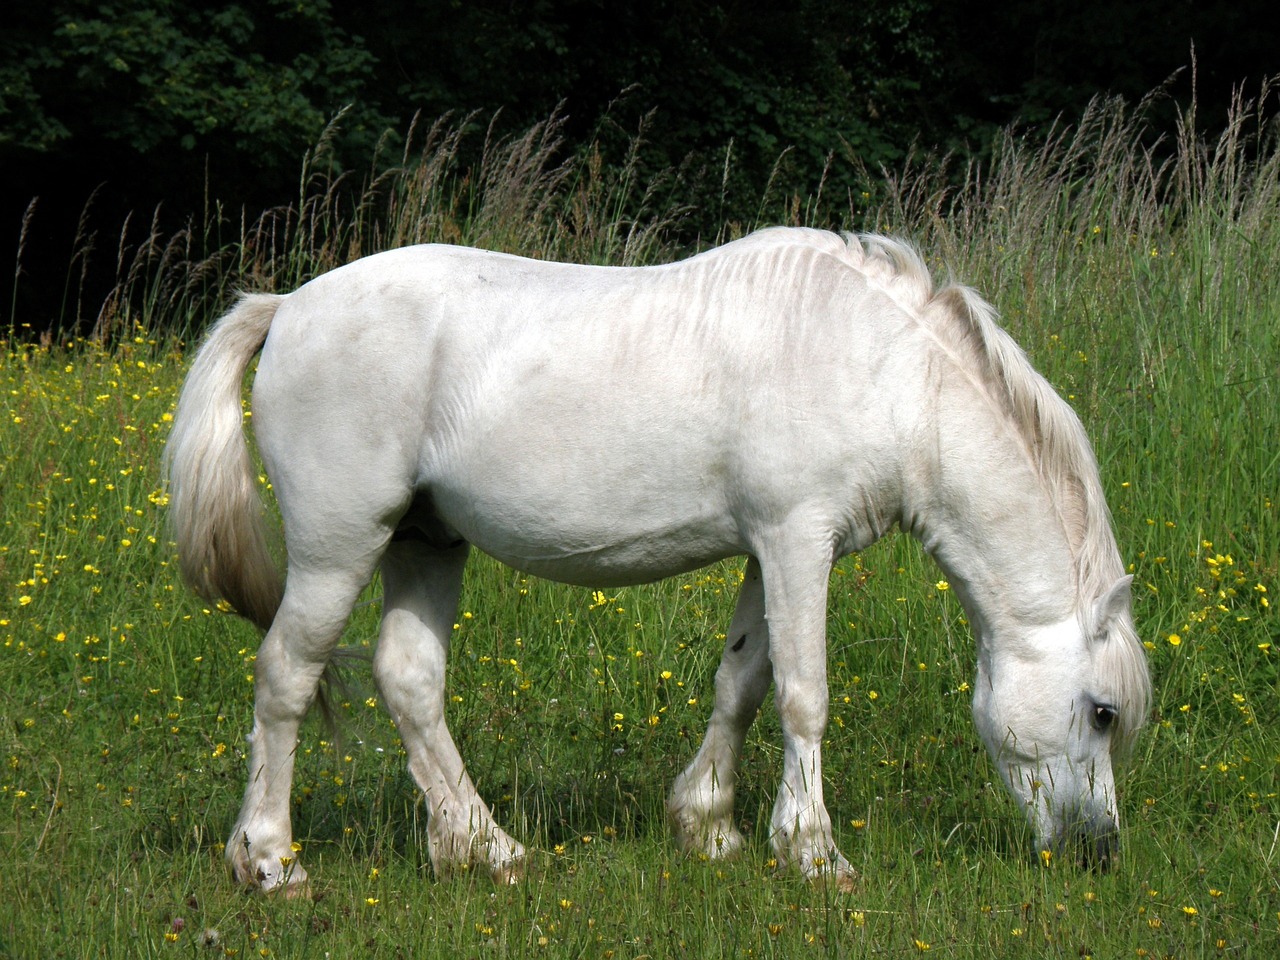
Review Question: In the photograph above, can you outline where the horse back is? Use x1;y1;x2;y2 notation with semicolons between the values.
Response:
250;236;914;583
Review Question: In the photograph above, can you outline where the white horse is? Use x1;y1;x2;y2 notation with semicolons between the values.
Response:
167;227;1150;893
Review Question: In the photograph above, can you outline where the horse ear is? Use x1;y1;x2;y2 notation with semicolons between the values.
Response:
1091;575;1134;639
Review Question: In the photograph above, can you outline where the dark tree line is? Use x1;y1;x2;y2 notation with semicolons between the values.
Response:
3;0;1276;324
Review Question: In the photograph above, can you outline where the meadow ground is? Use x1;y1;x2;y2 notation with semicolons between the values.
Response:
1;96;1277;957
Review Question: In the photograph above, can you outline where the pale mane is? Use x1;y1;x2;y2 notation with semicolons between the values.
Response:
838;233;1122;593
828;232;1150;750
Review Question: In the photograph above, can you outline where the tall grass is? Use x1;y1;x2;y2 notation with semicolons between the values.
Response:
2;88;1277;958
9;108;684;344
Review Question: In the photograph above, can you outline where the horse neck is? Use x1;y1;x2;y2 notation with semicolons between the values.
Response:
900;389;1082;639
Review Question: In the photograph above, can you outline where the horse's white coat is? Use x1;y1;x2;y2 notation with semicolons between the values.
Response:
167;227;1150;892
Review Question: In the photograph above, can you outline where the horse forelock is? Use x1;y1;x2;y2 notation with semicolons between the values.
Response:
837;233;1148;731
1097;610;1153;760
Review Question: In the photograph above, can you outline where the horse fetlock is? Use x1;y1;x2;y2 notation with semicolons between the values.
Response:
668;769;742;854
774;836;857;891
803;853;858;893
427;818;526;884
668;803;744;860
709;825;746;859
770;811;856;888
479;830;527;883
227;837;310;896
485;841;528;885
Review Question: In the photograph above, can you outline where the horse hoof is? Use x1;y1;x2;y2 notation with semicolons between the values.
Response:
490;858;526;885
232;859;311;898
798;855;858;893
807;865;858;893
829;868;859;894
272;879;313;900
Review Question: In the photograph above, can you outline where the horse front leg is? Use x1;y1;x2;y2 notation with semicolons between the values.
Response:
668;556;771;859
373;540;525;882
758;536;855;889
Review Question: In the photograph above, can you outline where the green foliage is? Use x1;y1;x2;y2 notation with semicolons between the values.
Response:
2;1;390;168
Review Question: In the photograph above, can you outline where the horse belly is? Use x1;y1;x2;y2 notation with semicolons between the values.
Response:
430;427;743;587
474;523;742;588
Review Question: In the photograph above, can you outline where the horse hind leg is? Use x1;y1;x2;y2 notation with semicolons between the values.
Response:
373;538;525;882
227;561;376;894
668;556;772;860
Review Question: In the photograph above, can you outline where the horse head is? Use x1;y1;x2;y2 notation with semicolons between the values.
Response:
970;575;1148;866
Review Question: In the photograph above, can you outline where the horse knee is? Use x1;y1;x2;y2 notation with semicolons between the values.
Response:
774;684;828;742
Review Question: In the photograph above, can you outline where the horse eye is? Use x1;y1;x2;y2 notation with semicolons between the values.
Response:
1092;704;1117;732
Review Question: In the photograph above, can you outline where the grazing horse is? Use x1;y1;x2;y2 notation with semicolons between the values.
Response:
166;228;1150;893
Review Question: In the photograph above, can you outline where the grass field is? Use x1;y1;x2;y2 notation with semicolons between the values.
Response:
2;94;1278;958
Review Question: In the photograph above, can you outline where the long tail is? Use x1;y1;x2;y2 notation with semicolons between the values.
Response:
166;294;286;631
